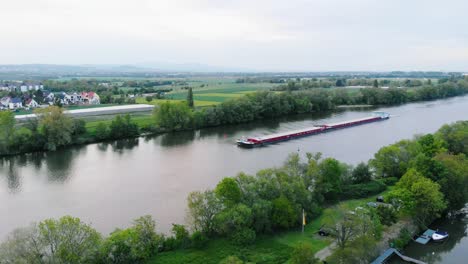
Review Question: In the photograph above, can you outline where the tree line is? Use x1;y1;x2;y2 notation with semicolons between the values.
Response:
0;107;141;155
2;78;468;156
154;79;468;131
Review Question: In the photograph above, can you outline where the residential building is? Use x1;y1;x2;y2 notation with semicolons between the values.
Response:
9;98;23;109
25;98;39;108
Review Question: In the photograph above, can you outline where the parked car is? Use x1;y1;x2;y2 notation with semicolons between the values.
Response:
318;225;332;236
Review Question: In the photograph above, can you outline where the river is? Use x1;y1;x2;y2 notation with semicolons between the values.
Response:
388;206;467;264
1;95;468;241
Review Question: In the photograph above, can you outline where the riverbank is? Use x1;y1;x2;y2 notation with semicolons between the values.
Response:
2;84;468;156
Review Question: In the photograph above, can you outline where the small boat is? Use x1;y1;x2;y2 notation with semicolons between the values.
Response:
432;231;449;241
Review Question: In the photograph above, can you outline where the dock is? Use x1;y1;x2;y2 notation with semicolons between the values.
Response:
415;229;435;245
371;248;427;264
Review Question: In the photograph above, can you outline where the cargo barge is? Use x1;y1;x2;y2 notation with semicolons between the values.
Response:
236;112;390;148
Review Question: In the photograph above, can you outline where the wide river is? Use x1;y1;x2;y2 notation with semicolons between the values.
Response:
1;95;468;243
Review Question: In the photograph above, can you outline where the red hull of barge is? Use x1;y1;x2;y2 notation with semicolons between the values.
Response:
237;113;389;147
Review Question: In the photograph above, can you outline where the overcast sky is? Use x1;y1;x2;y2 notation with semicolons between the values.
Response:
1;0;468;71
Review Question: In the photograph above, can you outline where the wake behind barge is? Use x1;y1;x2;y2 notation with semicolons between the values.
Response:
236;112;390;148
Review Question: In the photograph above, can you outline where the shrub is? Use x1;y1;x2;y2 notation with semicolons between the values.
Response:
340;180;386;200
219;255;244;264
190;231;208;249
377;177;399;186
389;228;412;249
290;243;320;264
230;228;256;246
376;205;397;226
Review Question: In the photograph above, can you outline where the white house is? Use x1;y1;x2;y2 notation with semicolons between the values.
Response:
0;97;11;108
9;98;23;109
81;92;100;105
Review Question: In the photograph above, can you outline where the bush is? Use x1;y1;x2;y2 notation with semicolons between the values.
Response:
290;243;320;264
219;255;244;264
230;228;256;246
377;177;399;186
376;205;397;226
340;180;386;200
190;231;208;249
389;228;412;249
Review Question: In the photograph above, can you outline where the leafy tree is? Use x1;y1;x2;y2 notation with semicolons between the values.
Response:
38;216;102;263
0;111;15;153
145;96;153;102
153;102;193;131
190;231;208;249
290;243;320;264
187;190;221;235
271;195;296;229
370;141;415;178
327;235;379;264
214;203;256;245
71;118;86;136
316;158;344;201
215;177;242;207
171;224;190;249
387;169;446;226
352;162;372;183
35;106;74;151
109;114;139;139
0;216;101;263
187;87;194;108
434;153;468;211
437;121;468;155
95;122;109;140
101;215;163;263
373;79;379;88
376;205;397;226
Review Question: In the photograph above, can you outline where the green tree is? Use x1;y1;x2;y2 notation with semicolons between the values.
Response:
352;162;372;183
153;102;193;131
145;96;153;103
187;190;222;235
0;216;101;263
35;106;74;151
434;153;468;211
387;169;446;226
109;114;139;139
0;111;15;153
187;87;194;108
38;216;102;263
215;177;242;207
316;158;344;201
373;79;379;88
95;122;109;140
101;215;163;263
290;243;320;264
271;195;296;229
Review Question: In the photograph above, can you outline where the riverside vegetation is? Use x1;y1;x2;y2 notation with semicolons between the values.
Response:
0;121;466;263
2;76;468;156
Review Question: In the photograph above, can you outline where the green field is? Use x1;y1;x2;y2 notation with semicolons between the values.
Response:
149;190;390;264
133;80;274;107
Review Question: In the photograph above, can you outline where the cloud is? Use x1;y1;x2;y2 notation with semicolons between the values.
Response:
1;0;467;71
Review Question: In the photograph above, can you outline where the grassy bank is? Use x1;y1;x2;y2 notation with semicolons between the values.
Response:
149;192;389;264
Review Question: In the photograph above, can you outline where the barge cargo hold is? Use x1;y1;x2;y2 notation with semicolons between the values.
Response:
236;112;390;148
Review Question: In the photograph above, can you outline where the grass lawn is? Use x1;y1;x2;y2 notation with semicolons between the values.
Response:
149;190;392;264
84;114;154;135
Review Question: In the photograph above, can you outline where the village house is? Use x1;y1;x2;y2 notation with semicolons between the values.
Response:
81;92;100;105
9;98;23;109
25;98;39;108
0;97;11;108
